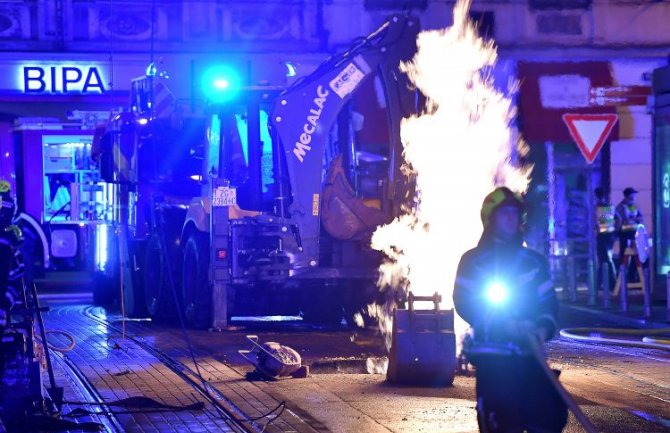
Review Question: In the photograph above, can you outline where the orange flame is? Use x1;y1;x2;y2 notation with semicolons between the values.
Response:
369;0;531;354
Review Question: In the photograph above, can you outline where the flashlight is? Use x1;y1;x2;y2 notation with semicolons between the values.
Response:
486;282;508;305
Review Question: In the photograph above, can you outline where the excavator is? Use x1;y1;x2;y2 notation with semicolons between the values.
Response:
96;14;421;328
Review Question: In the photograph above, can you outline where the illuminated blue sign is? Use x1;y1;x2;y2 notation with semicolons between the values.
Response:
21;65;106;94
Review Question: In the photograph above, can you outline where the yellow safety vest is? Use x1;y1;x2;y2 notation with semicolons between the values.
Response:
596;205;616;233
621;204;639;232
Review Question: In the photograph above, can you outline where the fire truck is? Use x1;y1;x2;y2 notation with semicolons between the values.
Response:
96;14;421;328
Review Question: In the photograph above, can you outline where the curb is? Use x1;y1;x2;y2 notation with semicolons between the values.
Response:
560;303;670;329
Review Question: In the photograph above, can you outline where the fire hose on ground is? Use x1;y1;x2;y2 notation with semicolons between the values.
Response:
559;327;670;351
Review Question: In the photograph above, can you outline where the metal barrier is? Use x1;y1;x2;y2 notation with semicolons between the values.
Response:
587;259;596;306
619;262;628;313
602;266;610;309
615;239;652;317
567;256;577;302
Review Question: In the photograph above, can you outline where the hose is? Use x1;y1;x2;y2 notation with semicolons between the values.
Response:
44;329;77;352
559;327;670;351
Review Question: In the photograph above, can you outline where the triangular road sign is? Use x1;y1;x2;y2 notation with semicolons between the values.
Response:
562;113;618;164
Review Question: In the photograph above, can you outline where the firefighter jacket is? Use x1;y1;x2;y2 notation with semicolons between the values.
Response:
615;201;642;232
596;203;616;233
453;234;558;355
0;224;24;299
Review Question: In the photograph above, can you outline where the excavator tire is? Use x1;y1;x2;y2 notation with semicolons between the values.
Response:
182;231;211;329
143;235;178;322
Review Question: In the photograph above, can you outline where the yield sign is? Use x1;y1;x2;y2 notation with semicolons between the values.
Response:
562;113;618;164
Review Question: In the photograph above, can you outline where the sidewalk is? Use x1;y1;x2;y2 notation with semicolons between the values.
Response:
558;287;670;329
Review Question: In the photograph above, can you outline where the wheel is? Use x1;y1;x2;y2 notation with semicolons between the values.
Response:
182;231;211;329
143;235;178;322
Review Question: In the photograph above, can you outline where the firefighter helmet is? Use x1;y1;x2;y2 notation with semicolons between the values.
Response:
0;180;16;227
480;187;524;229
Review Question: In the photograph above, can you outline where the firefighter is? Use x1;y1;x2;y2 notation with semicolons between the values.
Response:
0;180;24;329
454;187;568;433
595;187;616;293
615;187;643;262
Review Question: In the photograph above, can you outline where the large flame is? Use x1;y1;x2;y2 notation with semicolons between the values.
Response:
369;0;531;350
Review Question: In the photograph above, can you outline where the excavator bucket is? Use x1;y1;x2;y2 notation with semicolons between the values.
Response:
387;292;456;386
321;154;390;240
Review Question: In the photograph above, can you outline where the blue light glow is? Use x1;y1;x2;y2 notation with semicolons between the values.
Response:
486;282;508;305
213;79;230;89
207;114;221;175
285;62;297;77
234;110;273;193
95;223;109;272
201;65;242;103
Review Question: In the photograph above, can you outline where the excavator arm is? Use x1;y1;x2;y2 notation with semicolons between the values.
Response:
271;14;420;270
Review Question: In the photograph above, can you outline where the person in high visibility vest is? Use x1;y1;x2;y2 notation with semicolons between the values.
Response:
615;187;643;261
595;187;616;292
454;187;567;433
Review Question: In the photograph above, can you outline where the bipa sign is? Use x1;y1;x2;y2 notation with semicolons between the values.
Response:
21;64;107;94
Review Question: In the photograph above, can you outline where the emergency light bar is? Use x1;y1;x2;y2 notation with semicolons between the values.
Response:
201;65;241;103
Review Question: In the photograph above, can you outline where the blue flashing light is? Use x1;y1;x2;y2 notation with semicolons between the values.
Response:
145;62;157;77
201;65;242;103
486;282;508;305
213;79;230;89
95;223;109;272
285;62;297;77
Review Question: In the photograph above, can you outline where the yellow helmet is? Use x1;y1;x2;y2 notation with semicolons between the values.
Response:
480;187;524;228
0;180;10;194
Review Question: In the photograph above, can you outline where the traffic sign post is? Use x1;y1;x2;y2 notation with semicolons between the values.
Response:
562;113;618;164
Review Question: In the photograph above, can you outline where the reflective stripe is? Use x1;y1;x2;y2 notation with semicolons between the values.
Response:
596;205;616;233
537;280;554;296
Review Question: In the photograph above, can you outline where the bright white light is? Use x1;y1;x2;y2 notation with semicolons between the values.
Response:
486;282;507;305
213;79;230;89
95;223;109;272
190;174;201;182
137;118;149;125
145;62;157;77
370;0;531;351
285;62;297;77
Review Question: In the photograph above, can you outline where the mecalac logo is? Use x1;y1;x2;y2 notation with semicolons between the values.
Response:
293;85;329;163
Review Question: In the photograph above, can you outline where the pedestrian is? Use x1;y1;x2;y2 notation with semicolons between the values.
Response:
595;187;616;293
615;187;643;261
453;186;568;433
